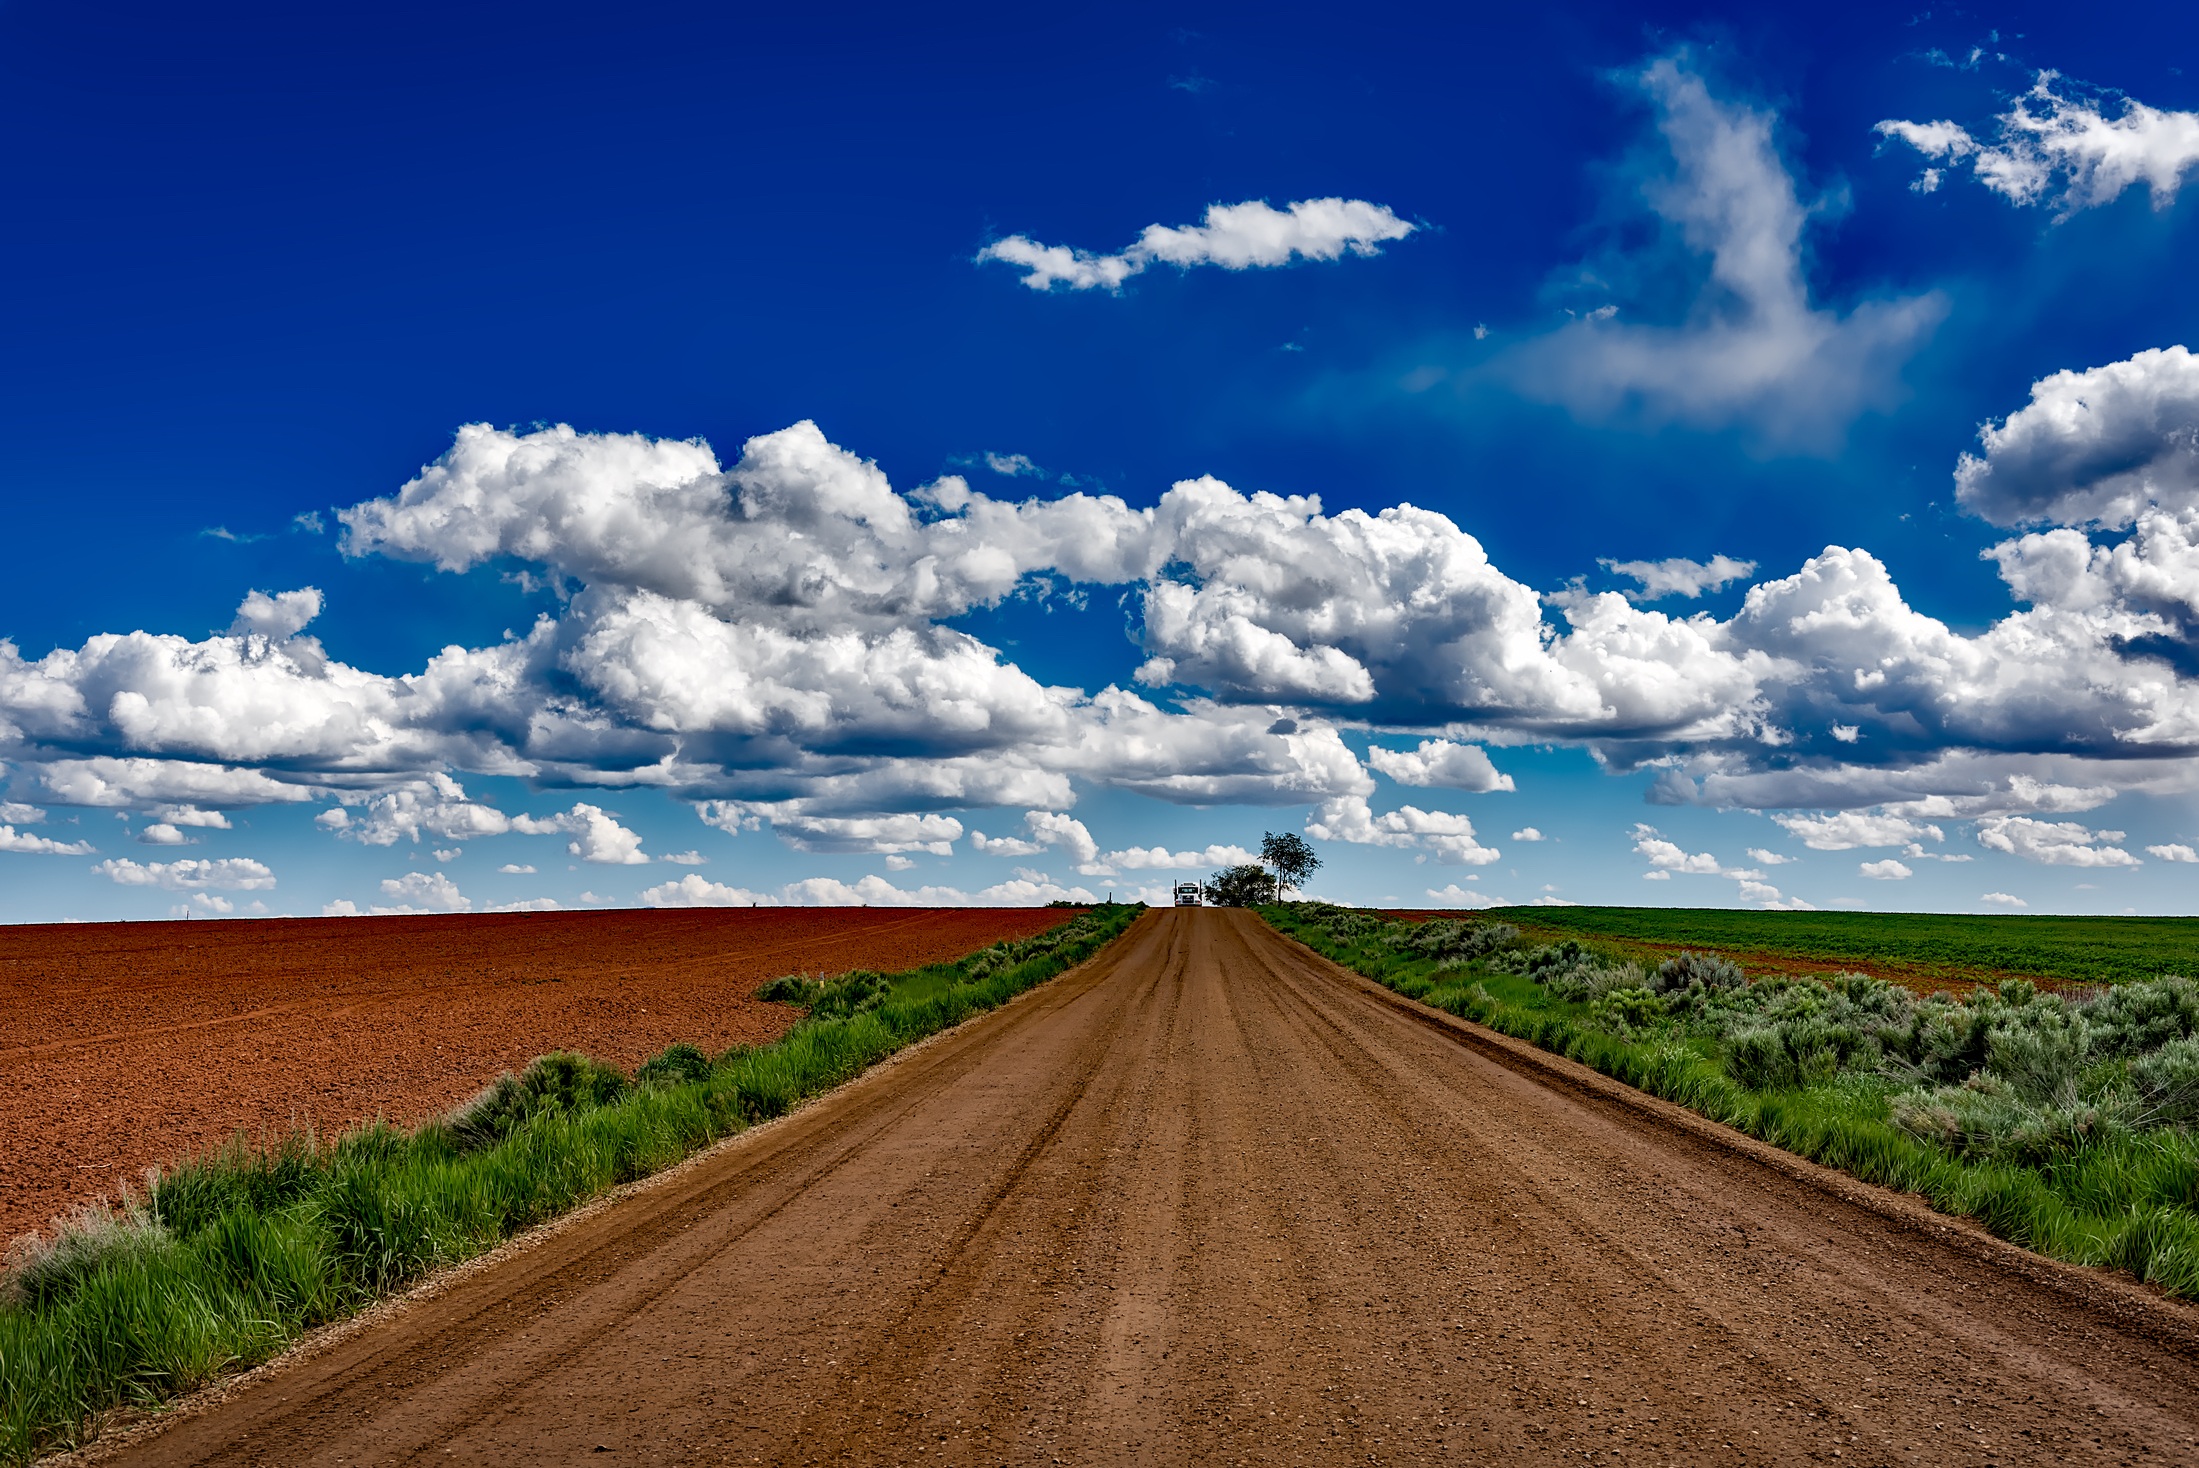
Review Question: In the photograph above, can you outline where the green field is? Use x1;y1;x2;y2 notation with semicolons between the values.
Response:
1467;906;2199;988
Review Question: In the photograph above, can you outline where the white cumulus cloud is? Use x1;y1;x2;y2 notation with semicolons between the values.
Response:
1101;843;1257;871
1878;72;2199;214
1976;815;2140;868
511;803;650;864
977;197;1415;292
1633;823;1802;908
15;382;2199;878
1020;811;1105;874
713;809;964;857
1956;346;2199;529
1600;554;1758;601
377;870;470;912
16;759;314;812
1633;829;1733;876
0;824;95;855
2147;843;2199;863
968;812;1112;873
968;829;1043;857
1773;811;1945;850
1309;796;1499;865
153;804;231;828
94;856;275;891
230;587;324;641
1424;884;1505;908
636;871;1098;907
1859;858;1913;880
1365;739;1514;792
319;774;511;847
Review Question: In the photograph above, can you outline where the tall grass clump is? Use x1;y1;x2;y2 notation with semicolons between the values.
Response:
1262;902;2199;1304
0;903;1142;1464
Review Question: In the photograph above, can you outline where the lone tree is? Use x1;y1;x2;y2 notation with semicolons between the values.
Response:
1261;831;1320;900
1206;863;1276;907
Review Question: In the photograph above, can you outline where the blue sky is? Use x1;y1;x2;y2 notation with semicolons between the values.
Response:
8;0;2199;920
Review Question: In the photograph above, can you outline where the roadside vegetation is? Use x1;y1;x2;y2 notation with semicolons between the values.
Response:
1266;903;2199;1301
1205;831;1324;907
0;903;1141;1465
1504;905;2199;988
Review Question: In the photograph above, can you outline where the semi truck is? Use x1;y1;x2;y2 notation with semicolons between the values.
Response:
1172;881;1203;907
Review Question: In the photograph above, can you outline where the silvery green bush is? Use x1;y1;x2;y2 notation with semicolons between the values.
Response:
1283;901;2199;1158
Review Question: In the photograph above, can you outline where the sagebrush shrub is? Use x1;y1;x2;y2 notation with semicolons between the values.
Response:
2133;1036;2199;1126
442;1052;630;1152
1407;919;1517;963
1;1204;173;1311
753;969;891;1019
637;1042;712;1089
1654;951;1744;994
1588;986;1668;1037
2091;976;2199;1058
1984;1011;2093;1108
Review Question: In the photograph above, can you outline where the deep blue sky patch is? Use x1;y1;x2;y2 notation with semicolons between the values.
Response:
6;1;2199;919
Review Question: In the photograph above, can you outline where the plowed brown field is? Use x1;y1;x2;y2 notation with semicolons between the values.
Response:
0;907;1067;1243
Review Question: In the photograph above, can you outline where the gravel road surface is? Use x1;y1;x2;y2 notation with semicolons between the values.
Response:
91;908;2199;1466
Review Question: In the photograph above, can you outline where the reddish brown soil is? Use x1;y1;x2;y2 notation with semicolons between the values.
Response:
94;911;2199;1467
0;907;1067;1243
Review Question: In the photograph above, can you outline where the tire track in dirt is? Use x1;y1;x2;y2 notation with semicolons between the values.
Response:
83;909;2199;1467
68;921;1161;1466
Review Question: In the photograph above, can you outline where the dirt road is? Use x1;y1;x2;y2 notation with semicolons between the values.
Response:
96;910;2199;1466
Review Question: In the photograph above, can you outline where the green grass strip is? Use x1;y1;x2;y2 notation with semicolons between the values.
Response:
1498;904;2199;987
1260;905;2199;1304
0;903;1143;1464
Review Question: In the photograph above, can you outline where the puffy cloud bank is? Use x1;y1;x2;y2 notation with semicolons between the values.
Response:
9;340;2199;898
93;857;276;891
977;198;1415;292
637;871;1101;908
1955;346;2199;528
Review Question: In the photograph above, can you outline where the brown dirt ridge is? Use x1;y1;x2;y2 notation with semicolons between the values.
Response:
0;907;1067;1242
81;909;2199;1467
